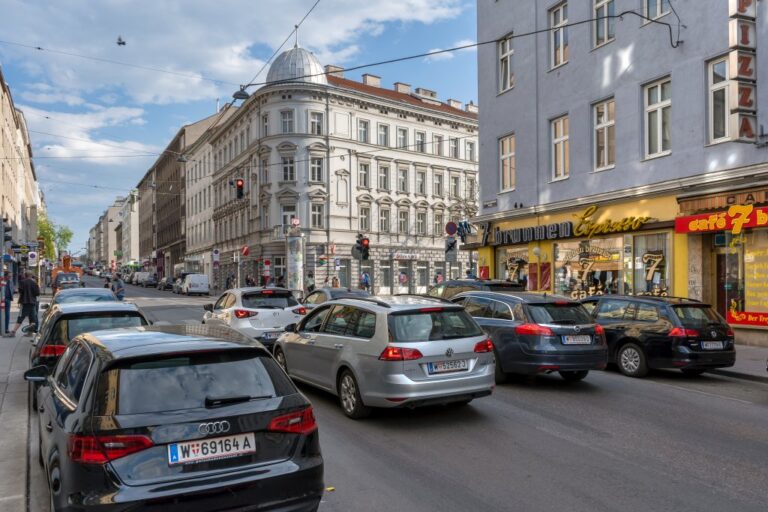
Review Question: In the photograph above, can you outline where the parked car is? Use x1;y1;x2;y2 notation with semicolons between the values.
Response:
451;291;607;382
39;287;118;325
127;271;135;284
52;272;82;295
172;277;184;294
203;288;306;348
580;296;736;377
25;324;324;512
302;287;370;310
428;279;526;300
156;276;174;290
142;273;158;288
182;273;210;295
132;271;148;285
274;295;495;419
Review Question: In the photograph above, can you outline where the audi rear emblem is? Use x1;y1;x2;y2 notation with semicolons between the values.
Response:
445;348;454;357
198;421;231;435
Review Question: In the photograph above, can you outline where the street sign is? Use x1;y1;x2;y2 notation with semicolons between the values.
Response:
27;251;38;267
445;222;458;236
233;251;240;263
445;236;458;263
241;245;250;257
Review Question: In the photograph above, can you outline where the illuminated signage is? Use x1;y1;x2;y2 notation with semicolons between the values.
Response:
675;204;768;235
728;0;758;143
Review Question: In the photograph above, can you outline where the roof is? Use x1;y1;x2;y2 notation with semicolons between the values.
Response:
79;324;264;362
338;295;461;311
52;288;116;301
455;291;577;303
53;302;143;315
266;46;327;86
582;295;706;305
327;75;477;121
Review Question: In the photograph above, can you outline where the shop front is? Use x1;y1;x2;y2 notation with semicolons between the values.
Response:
476;197;683;300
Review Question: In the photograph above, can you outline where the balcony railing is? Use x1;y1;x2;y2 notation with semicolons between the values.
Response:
271;224;290;241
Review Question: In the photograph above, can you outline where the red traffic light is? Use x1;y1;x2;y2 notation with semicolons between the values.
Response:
235;179;244;188
361;237;370;248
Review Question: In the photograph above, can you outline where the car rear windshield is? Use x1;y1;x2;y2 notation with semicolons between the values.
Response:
68;313;146;339
389;308;483;342
527;303;593;325
100;351;295;415
57;292;116;303
672;305;724;327
242;292;298;309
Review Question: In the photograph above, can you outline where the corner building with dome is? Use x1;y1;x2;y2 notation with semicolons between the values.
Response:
207;45;479;292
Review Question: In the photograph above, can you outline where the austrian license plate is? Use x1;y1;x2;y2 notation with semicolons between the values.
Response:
701;341;724;350
427;359;469;374
168;433;255;466
263;331;282;340
562;335;592;345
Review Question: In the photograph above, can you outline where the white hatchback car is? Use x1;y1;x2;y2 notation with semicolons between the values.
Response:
202;287;306;349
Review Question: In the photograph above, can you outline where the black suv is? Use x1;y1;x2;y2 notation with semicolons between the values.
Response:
429;279;526;300
580;296;735;377
452;291;607;382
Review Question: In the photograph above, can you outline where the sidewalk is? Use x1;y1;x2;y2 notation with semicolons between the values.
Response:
0;302;30;512
710;344;768;383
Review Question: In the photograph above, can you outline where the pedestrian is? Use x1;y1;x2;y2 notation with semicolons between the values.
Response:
111;274;126;301
225;274;232;290
306;272;315;293
3;270;14;336
465;268;476;279
104;276;111;289
276;274;286;288
245;274;254;287
360;271;371;292
331;276;340;288
323;277;329;287
8;271;40;336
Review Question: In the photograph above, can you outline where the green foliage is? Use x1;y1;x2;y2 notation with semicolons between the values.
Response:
55;225;74;253
37;213;56;260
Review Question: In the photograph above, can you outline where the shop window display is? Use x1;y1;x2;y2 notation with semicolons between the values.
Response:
496;247;529;286
555;238;623;299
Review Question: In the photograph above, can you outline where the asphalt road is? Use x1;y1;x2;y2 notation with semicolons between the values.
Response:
27;279;768;511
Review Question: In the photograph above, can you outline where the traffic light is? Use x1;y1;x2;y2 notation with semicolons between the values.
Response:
361;236;370;260
2;218;11;243
457;221;471;243
235;178;245;200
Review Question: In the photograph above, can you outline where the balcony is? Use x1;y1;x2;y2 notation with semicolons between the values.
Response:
271;224;290;241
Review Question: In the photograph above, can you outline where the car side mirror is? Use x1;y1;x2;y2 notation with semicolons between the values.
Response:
203;304;213;312
285;323;298;333
24;365;49;383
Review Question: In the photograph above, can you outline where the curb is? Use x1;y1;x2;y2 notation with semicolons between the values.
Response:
708;368;768;384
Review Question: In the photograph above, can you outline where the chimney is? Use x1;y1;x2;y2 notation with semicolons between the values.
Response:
446;99;462;110
325;64;344;78
362;73;381;87
394;82;411;94
465;101;479;114
415;87;437;99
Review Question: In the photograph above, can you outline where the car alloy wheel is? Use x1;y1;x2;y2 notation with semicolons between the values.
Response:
618;343;648;377
274;347;287;372
338;371;371;419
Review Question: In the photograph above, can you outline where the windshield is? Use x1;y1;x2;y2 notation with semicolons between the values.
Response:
242;293;298;309
672;305;724;328
527;303;593;325
106;351;295;414
56;291;117;304
389;309;483;342
56;273;79;283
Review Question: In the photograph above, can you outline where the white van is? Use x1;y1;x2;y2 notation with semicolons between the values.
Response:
133;272;149;285
182;273;210;295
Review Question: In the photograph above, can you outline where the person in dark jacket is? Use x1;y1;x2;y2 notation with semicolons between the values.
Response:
9;271;40;336
3;270;14;336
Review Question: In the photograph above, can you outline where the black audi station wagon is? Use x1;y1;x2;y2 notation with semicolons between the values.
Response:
26;324;324;512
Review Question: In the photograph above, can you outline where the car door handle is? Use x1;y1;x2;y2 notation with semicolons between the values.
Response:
45;422;53;432
334;344;344;349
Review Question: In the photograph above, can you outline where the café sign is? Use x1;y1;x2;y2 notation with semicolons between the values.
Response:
675;204;768;235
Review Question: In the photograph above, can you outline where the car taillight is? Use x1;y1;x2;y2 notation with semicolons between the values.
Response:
515;324;554;336
419;307;444;313
726;328;734;337
474;339;494;353
379;346;423;361
234;309;257;319
39;344;67;357
68;435;153;464
268;407;317;435
595;325;605;336
293;306;307;315
668;327;700;337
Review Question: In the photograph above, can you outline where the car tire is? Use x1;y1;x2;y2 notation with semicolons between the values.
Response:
338;370;371;419
274;347;288;373
617;343;648;378
448;399;473;407
493;348;508;384
48;464;61;512
681;368;706;376
559;370;589;382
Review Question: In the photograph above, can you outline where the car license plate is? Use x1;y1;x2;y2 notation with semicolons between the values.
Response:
701;341;724;350
562;335;592;345
168;433;255;465
263;331;282;340
427;359;469;374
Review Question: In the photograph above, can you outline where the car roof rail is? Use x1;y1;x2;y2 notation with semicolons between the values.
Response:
393;293;454;304
342;296;392;308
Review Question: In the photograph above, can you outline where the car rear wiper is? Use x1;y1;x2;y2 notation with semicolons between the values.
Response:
204;394;274;408
551;320;577;325
253;305;281;309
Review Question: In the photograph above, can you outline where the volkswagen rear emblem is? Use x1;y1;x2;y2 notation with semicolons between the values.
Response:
445;348;454;357
573;325;581;334
711;330;717;338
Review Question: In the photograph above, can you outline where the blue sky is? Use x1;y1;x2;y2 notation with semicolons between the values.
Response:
0;0;478;256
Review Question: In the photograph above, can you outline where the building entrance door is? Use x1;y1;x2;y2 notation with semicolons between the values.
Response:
715;247;742;319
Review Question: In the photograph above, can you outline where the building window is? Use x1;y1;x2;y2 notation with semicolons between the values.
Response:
416;170;426;195
310;157;324;182
282;157;295;181
551;116;569;179
499;34;514;92
398;168;408;193
398;211;409;234
310;112;324;135
434;173;444;196
260;158;269;183
281;205;296;228
594;99;615;170
281;110;294;133
500;134;516;191
467;177;476;199
433;212;444;235
450;175;460;198
645;78;671;158
360;206;370;231
273;257;286;280
466;141;475;161
311;204;324;229
550;3;568;68
397;128;408;149
378;124;390;146
359;162;370;188
415;131;427;153
378;165;390;190
709;58;729;143
645;0;670;20
358;119;369;143
449;138;459;159
379;208;390;232
433;134;444;156
594;0;615;47
416;212;426;235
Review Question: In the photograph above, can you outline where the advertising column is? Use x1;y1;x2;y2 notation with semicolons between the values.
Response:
286;230;304;296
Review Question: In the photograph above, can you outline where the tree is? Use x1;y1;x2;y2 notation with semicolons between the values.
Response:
55;225;74;255
37;212;56;260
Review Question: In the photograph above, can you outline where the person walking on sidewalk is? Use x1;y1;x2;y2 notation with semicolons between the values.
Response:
2;270;14;336
8;271;40;336
111;274;126;301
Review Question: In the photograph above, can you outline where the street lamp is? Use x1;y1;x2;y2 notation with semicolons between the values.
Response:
233;87;250;101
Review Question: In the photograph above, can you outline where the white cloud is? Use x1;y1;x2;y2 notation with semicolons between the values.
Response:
424;38;477;62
